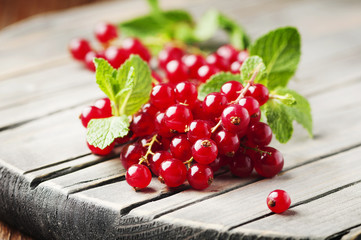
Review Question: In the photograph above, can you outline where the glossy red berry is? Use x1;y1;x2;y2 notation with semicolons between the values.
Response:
187;164;214;190
182;54;206;79
149;151;172;176
69;38;91;61
237;50;249;64
150;84;176;111
122;38;151;62
130;112;155;137
84;51;103;71
247;122;272;146
206;53;229;71
94;98;112;117
87;141;114;156
166;59;188;84
154;112;174;138
170;135;192;161
250;110;261;124
191;100;208;120
238;96;260;116
230;61;242;74
267;189;291;213
164;104;193;133
196;64;217;83
126;164;152;189
192;138;218;164
220;81;244;102
216;44;238;63
141;103;158;117
174;82;198;107
213;130;240;156
94;22;118;43
203;92;228;119
158;158;187;187
80;106;102;128
221;104;250;133
120;143;145;169
104;46;129;68
158;46;184;69
229;151;253;177
246;83;269;106
254;146;284;178
187;120;212;143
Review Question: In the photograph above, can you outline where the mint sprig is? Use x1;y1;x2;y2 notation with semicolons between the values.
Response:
88;55;152;149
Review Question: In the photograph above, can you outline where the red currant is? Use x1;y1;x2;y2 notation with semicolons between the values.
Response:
166;59;188;84
122;38;151;62
187;164;214;190
206;53;229;71
238;96;260;116
220;81;244;102
141;103;158;117
84;51;103;71
69;38;91;61
196;64;217;83
149;151;172;176
164;104;193;133
87;141;114;156
229;150;253;177
158;158;187;187
80;106;102;128
213;130;240;156
154;112;174;138
174;82;198;107
216;45;238;63
203;92;228;119
120;143;145;169
126;164;152;189
182;54;206;79
237;50;249;64
170;135;192;161
130;112;155;137
158;46;184;69
246;83;269;106
94;98;112;117
187;120;212;143
247;122;272;146
94;22;118;43
221;104;250;133
267;189;291;213
150;84;176;111
254;146;284;178
104;46;129;69
192;138;218;165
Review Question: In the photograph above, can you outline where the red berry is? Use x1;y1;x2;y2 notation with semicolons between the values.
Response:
158;158;187;187
203;92;228;119
182;54;206;79
104;46;129;68
130;112;155;137
94;98;112;117
238;96;260;116
192;138;218;165
196;64;217;83
120;143;145;169
166;59;188;84
158;46;184;69
94;22;118;43
254;147;284;178
126;164;152;189
220;81;244;102
267;189;291;213
87;141;114;156
250;110;262;124
246;83;269;106
84;51;103;71
150;84;176;111
229;151;253;177
80;106;102;128
141;103;158;117
170;135;192;161
174;82;198;107
187;120;212;143
206;53;229;71
230;61;242;74
122;38;151;62
213;130;240;156
247;122;272;146
187;164;214;190
149;151;172;176
237;50;249;64
221;104;250;133
216;44;239;63
191;100;208;120
154;112;174;138
69;38;91;61
164;104;193;133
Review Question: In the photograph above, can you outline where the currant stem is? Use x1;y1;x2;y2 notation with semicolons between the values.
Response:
138;134;159;165
211;120;222;133
240;143;271;156
232;63;262;104
184;157;194;168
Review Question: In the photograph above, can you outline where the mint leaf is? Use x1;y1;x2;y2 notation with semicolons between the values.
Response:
264;87;312;143
198;72;241;100
115;55;152;115
250;27;301;89
193;9;219;41
94;58;118;102
240;56;267;85
218;13;250;50
87;116;129;149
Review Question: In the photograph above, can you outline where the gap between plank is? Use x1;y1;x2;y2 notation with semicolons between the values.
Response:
325;223;361;240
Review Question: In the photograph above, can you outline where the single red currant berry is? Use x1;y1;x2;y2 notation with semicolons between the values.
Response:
191;100;208;120
115;131;133;145
158;46;184;69
229;151;253;177
164;104;193;133
122;38;151;62
94;98;112;117
230;61;242;74
254;146;284;178
208;155;223;172
166;59;188;84
187;120;212;143
221;104;250;133
196;64;217;83
158;158;187;187
182;54;206;79
238;96;260;116
120;143;145;169
84;51;103;71
170;135;192;161
216;44;238;64
192;138;218;165
247;122;272;146
220;81;244;102
237;50;249;64
206;53;229;71
141;103;158;117
267;189;291;213
149;151;172;176
87;141;114;156
203;92;228;119
104;46;129;69
126;164;152;189
80;106;102;128
187;164;214;190
154;112;174;138
174;82;198;107
69;38;91;61
246;83;269;106
250;110;261;124
150;84;176;111
94;22;118;43
130;112;155;137
213;130;240;156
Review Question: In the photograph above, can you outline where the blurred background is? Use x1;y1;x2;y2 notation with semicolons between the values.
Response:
0;0;114;30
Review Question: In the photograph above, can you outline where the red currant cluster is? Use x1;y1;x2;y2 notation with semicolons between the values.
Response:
73;22;284;191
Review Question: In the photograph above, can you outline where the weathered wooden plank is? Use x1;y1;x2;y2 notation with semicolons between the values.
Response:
149;146;361;234
341;225;361;240
231;182;361;239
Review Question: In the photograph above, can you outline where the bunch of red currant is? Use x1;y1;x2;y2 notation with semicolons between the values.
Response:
72;22;284;191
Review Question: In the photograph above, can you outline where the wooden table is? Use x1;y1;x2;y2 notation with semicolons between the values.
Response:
1;0;361;239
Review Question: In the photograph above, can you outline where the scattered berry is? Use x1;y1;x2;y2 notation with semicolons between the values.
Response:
267;189;291;213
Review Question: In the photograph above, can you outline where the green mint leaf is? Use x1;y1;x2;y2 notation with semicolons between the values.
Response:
250;27;301;89
198;72;241;100
240;56;267;85
94;58;118;102
147;0;161;15
86;116;130;149
218;13;250;50
115;55;152;115
265;87;312;143
193;9;220;41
